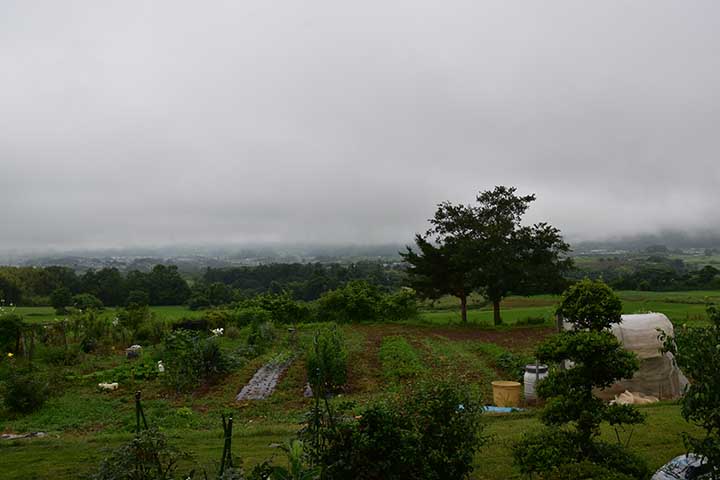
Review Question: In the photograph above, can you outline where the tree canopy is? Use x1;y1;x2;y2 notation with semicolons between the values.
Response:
402;186;572;324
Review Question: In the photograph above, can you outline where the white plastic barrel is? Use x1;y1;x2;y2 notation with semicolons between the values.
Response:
523;364;548;402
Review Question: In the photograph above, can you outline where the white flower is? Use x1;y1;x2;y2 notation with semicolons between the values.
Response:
211;328;224;337
112;317;119;327
157;361;165;373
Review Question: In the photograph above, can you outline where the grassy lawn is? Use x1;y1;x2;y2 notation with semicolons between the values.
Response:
417;289;720;326
0;402;701;479
12;305;202;324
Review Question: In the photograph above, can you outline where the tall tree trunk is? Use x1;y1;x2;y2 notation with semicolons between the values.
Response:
492;299;502;325
460;295;468;323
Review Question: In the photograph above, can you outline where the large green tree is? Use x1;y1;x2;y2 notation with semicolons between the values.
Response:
401;235;474;322
403;186;572;325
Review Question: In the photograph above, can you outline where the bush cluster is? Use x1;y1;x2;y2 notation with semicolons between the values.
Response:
303;378;486;480
1;366;51;413
661;304;720;477
316;281;418;323
161;329;231;392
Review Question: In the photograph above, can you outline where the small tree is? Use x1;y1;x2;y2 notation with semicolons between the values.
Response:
73;293;104;311
513;279;648;478
662;304;720;478
51;287;73;314
126;290;150;307
306;324;348;393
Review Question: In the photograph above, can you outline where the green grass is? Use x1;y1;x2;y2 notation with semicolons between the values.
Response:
378;335;425;380
417;290;720;326
11;305;201;324
0;402;702;479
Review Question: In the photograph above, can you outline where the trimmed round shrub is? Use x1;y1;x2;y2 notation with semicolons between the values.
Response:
2;368;50;413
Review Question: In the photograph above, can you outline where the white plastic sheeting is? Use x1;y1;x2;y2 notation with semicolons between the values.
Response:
611;313;672;360
564;313;688;400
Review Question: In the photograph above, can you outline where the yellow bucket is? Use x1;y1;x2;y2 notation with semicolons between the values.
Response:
491;381;522;407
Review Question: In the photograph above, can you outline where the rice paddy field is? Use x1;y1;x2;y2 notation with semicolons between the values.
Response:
1;289;717;479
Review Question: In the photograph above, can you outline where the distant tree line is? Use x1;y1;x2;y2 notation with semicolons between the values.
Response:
0;265;190;308
0;261;406;310
573;256;720;291
194;261;404;305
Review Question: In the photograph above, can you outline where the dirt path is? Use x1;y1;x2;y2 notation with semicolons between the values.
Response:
235;359;292;401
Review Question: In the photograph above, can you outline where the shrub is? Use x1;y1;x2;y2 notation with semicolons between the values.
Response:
661;304;720;475
93;427;189;480
125;290;150;307
118;305;152;335
232;306;273;328
73;293;104;311
162;329;230;392
475;343;533;382
251;293;312;324
384;287;419;322
224;326;242;339
38;345;83;366
170;317;208;332
0;313;23;353
316;281;384;323
201;309;231;329
134;321;168;345
306;324;348;392
247;320;275;350
513;429;650;480
51;287;73;314
2;367;51;413
303;378;486;480
187;294;210;311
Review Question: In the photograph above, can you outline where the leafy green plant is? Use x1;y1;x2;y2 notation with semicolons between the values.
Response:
1;366;51;413
93;427;189;480
39;344;83;366
247;319;275;351
306;324;347;392
232;306;273;327
0;312;23;353
378;336;424;380
661;304;720;478
162;329;230;392
302;378;486;480
316;281;385;323
383;287;419;322
118;304;153;337
73;293;104;311
475;343;532;382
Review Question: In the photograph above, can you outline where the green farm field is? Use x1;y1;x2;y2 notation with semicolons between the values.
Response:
2;290;718;478
11;305;203;324
12;288;719;327
417;289;720;326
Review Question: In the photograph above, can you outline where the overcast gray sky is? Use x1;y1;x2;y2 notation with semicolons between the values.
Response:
2;1;719;251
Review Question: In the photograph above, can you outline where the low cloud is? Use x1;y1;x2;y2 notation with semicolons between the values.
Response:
2;1;719;251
